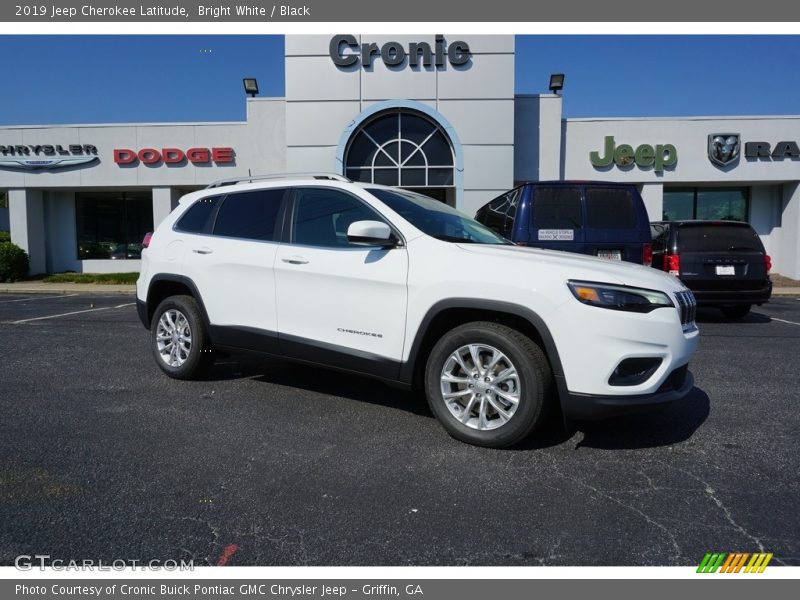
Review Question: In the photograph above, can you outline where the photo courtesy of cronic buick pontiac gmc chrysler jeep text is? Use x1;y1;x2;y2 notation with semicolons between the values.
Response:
136;174;699;448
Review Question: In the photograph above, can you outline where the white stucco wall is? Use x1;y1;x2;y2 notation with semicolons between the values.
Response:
284;34;516;217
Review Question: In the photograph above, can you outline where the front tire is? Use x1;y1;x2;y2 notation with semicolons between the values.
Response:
424;321;552;448
151;295;215;380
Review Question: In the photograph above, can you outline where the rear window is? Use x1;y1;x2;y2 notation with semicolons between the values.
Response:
677;224;764;253
585;188;638;229
175;196;221;233
531;187;582;229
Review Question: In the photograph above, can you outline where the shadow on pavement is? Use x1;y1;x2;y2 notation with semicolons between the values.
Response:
206;354;711;450
209;354;433;418
574;386;711;450
695;307;770;324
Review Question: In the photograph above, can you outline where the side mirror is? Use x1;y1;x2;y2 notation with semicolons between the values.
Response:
346;220;396;247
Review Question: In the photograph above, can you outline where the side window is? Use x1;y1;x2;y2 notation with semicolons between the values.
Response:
650;224;668;253
175;195;221;233
531;187;582;230
292;188;386;248
481;189;520;236
213;188;285;241
481;194;509;234
585;188;637;229
505;189;520;227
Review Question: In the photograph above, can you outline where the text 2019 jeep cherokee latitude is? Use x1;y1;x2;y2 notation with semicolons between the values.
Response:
136;175;699;448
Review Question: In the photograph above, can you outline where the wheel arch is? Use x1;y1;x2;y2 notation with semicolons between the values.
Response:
145;275;213;335
400;299;568;408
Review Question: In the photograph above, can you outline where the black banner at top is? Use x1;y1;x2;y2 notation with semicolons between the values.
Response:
1;0;799;22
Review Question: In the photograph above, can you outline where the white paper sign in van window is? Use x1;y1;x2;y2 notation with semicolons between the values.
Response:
538;229;574;241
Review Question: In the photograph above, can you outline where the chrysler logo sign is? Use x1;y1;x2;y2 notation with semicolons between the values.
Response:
330;35;471;69
0;144;98;170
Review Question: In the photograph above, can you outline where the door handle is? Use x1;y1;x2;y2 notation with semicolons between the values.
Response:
282;256;309;265
192;247;213;255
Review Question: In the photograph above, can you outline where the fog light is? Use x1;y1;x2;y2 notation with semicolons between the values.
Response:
609;357;662;386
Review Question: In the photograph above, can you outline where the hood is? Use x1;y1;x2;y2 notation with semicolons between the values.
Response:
456;244;687;293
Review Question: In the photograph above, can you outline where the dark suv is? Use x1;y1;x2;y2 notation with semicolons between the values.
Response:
474;181;653;265
650;220;772;319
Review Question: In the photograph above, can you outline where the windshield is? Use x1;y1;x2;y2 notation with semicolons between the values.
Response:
367;188;511;245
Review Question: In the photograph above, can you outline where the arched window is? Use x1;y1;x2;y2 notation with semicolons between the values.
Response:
344;109;455;189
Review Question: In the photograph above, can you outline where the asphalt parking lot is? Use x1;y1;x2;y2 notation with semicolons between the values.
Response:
0;292;798;567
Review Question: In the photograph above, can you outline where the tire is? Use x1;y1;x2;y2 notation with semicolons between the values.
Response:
150;295;215;380
720;304;751;320
424;321;553;448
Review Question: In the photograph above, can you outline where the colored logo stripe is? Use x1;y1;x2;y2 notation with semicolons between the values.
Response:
697;552;773;573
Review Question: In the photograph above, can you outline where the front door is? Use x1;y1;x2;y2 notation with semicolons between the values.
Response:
274;187;409;379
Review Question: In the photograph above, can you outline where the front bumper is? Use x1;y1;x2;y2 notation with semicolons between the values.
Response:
558;364;694;420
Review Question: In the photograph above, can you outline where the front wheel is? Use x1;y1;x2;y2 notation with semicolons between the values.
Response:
151;295;215;380
424;321;553;448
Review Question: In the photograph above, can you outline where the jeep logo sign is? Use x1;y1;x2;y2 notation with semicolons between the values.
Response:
590;136;678;173
329;35;471;69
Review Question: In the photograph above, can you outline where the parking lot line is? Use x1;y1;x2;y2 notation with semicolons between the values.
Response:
0;294;79;304
8;303;135;325
771;317;800;327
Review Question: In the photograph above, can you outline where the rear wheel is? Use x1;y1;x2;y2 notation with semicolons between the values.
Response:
151;295;215;380
424;321;552;448
720;304;751;319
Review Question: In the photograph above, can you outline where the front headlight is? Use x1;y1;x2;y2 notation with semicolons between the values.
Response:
567;280;674;313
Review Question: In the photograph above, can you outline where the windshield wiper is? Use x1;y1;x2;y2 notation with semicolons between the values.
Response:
727;245;757;251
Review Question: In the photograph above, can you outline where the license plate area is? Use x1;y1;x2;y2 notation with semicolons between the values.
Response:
596;250;622;261
715;265;736;276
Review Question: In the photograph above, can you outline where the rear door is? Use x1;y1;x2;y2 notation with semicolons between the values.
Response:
526;186;585;251
675;223;768;291
180;188;286;351
584;186;649;264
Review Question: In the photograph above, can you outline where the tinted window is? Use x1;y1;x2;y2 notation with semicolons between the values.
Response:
175;196;220;233
585;188;638;229
481;193;511;234
213;189;284;241
650;223;669;253
677;225;764;253
506;189;520;224
531;187;582;229
293;188;385;248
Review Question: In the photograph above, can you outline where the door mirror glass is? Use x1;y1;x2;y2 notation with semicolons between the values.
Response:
346;220;394;246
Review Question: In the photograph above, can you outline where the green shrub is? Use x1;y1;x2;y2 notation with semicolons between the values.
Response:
0;231;10;243
0;241;29;282
42;272;139;284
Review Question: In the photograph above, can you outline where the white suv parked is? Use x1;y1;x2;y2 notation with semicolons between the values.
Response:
136;174;699;448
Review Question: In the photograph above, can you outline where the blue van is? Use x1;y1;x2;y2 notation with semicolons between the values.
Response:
474;181;653;265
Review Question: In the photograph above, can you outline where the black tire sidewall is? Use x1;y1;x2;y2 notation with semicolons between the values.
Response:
150;295;212;380
424;323;548;448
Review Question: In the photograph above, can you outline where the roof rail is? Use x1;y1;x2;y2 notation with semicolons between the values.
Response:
205;172;352;189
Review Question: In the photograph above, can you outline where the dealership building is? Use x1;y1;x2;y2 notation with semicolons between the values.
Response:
1;34;799;278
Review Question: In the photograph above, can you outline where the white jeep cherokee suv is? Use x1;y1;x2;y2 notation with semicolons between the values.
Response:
136;174;699;448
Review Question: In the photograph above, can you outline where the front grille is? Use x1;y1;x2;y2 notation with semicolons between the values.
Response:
674;290;697;330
